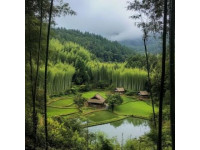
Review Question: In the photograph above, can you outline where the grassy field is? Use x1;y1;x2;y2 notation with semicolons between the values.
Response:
81;107;95;113
81;91;110;99
86;111;119;122
121;96;137;103
49;98;74;107
47;90;156;121
114;101;158;117
47;107;79;117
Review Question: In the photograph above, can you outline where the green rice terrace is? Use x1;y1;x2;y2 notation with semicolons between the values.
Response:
47;90;158;127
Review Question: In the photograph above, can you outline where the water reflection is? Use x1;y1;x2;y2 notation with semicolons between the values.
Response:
88;117;151;143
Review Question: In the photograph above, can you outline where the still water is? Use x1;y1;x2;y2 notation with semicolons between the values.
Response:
88;117;151;143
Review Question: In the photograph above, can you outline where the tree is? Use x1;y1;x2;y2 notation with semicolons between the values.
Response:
25;0;76;148
73;94;87;109
143;31;157;127
32;0;43;148
73;59;90;85
127;0;170;35
44;0;54;149
157;0;168;149
106;94;123;112
96;80;109;89
169;0;175;149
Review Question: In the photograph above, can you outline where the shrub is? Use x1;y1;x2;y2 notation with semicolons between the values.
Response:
79;84;91;92
125;90;134;96
96;80;109;89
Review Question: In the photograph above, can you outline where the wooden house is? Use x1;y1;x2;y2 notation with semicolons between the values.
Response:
138;91;150;98
114;87;125;94
87;94;105;106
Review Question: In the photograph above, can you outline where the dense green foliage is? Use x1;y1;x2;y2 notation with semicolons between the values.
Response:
73;94;87;109
123;109;172;150
39;62;75;95
43;39;148;93
88;62;148;91
51;28;136;62
106;94;123;112
25;0;173;149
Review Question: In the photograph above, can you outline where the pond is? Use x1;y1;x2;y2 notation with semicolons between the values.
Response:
88;117;151;143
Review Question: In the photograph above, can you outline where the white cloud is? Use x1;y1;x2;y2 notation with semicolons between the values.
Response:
55;0;142;41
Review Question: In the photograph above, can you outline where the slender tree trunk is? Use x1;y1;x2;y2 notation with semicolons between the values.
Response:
143;34;156;128
44;0;53;149
169;0;175;149
32;0;43;147
157;0;168;149
29;37;35;149
27;7;36;149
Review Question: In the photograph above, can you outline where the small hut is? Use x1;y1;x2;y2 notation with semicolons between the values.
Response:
87;94;105;106
114;88;125;94
138;91;150;98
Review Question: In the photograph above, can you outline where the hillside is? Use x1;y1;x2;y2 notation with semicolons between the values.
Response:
119;36;162;54
51;28;136;62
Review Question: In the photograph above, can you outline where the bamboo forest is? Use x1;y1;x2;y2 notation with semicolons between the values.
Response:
25;0;175;149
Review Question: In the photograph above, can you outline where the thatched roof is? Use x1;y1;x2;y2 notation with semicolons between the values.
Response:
114;88;125;92
139;91;150;96
87;94;105;104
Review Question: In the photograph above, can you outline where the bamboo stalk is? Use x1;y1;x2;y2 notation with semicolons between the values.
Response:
157;0;168;149
44;0;53;149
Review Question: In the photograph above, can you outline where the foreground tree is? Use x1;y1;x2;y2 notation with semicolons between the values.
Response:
44;0;54;149
25;0;76;148
169;0;175;149
73;94;87;110
157;0;168;149
106;94;123;112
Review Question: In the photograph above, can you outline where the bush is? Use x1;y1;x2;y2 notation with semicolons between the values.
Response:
64;89;72;95
106;84;115;91
71;87;77;94
125;90;134;96
79;84;91;92
95;80;109;89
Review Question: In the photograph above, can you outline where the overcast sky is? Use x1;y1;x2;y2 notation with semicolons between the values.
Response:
55;0;142;41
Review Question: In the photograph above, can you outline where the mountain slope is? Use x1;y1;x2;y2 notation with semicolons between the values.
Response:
119;37;162;54
51;28;136;62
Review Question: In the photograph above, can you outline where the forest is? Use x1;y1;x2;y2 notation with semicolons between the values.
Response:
51;28;136;62
25;0;175;150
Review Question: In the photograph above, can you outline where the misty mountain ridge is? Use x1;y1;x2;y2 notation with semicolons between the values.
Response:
118;36;162;54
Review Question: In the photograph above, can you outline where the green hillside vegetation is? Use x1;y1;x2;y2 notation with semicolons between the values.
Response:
37;39;148;96
25;0;174;149
51;28;136;62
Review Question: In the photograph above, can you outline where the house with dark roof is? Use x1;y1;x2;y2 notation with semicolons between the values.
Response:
138;91;150;98
87;94;105;106
114;87;125;94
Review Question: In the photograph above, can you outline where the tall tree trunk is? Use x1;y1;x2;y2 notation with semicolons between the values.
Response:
157;0;168;149
169;0;175;149
44;0;53;149
29;36;35;149
27;3;36;148
143;33;156;128
33;0;43;147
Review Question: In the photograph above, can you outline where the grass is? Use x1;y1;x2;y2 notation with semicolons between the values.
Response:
81;107;95;113
47;90;156;121
121;95;137;103
86;110;119;122
81;91;110;99
114;101;158;117
49;98;74;107
47;107;79;117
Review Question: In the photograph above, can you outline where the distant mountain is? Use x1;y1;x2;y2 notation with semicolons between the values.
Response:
119;37;162;54
51;28;137;62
